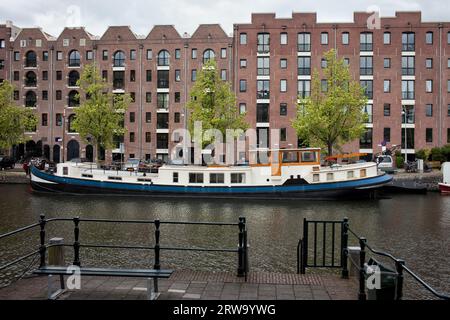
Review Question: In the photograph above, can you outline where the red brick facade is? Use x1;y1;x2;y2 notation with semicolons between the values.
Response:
1;11;450;162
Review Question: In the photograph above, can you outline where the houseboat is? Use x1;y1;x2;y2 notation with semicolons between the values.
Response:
30;148;393;200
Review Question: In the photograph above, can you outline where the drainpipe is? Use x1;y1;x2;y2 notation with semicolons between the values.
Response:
50;46;54;161
139;44;143;160
183;41;189;164
438;23;443;147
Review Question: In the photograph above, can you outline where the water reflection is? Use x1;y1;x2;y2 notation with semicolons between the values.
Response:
0;185;449;299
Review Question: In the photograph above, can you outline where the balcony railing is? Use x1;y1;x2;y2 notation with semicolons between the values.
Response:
298;68;311;76
257;90;270;100
298;91;311;99
360;43;373;52
402;68;415;76
360;68;373;76
256;113;269;123
113;80;125;90
157;140;169;149
157;58;169;66
157;79;169;89
25;60;37;68
69;59;81;67
297;44;311;52
25;79;37;87
402;114;415;124
257;45;270;54
402;43;415;51
257;68;270;76
402;91;415;100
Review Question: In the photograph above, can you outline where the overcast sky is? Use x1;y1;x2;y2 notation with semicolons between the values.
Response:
1;0;448;37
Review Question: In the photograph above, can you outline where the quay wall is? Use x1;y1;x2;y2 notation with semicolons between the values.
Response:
391;171;443;192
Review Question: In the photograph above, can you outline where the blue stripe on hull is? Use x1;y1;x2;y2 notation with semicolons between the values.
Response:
31;166;393;194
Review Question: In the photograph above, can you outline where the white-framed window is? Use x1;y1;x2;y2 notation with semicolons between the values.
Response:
383;32;391;45
239;103;246;114
35;39;42;47
20;40;27;48
63;39;70;47
342;32;349;45
426;80;433;93
280;32;288;45
280;79;287;92
221;48;227;59
79;38;86;46
240;33;247;45
321;32;328;45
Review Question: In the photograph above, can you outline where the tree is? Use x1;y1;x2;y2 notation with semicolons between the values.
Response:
0;80;37;153
72;64;131;163
292;49;368;156
187;59;248;147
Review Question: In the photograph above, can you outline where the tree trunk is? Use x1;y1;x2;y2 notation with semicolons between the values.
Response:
327;143;333;156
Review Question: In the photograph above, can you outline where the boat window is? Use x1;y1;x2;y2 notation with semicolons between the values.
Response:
327;173;334;181
82;174;93;178
231;173;246;184
63;167;68;175
301;151;317;162
210;173;225;184
360;169;367;178
108;176;122;181
282;151;299;163
313;174;320;182
347;171;354;179
189;173;204;184
137;178;152;182
173;172;179;183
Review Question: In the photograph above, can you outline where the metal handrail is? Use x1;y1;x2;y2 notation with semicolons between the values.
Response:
0;215;249;281
348;226;449;300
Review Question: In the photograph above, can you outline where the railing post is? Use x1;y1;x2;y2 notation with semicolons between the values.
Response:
154;219;160;270
301;218;308;274
395;259;405;300
237;217;245;277
359;237;367;301
242;217;249;281
73;217;81;267
341;217;349;279
39;214;46;268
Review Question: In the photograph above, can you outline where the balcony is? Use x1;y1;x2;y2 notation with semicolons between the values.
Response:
297;44;311;52
257;68;270;76
360;43;373;52
298;91;311;99
402;68;415;76
402;91;415;100
256;104;269;123
298;67;311;76
402;44;415;52
257;44;270;54
113;79;125;90
257;90;270;100
360;68;373;76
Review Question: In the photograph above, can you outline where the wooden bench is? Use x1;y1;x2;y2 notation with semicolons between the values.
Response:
34;266;173;300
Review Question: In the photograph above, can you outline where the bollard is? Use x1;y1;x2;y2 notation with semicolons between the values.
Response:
348;246;361;277
39;214;46;268
237;217;245;277
341;218;349;279
48;238;65;266
73;217;81;267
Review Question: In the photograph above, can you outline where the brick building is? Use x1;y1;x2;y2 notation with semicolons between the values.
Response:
1;11;450;162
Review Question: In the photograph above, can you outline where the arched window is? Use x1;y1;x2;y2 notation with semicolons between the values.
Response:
68;50;81;67
25;91;37;108
68;90;79;107
25;51;37;67
203;49;215;63
113;51;125;67
68;114;76;133
68;70;80;87
25;71;37;87
157;50;170;66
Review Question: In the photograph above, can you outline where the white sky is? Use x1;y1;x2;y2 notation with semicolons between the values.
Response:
1;0;448;37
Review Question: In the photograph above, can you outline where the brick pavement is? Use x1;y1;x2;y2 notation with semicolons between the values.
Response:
0;270;357;300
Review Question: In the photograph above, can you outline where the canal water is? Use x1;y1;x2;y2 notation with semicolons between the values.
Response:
0;184;448;299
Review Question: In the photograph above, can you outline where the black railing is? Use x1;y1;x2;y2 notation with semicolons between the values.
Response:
298;217;449;300
0;215;249;280
298;218;348;278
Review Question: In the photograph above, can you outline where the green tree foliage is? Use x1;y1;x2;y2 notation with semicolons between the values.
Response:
187;60;248;146
72;64;131;162
292;50;368;155
0;81;37;151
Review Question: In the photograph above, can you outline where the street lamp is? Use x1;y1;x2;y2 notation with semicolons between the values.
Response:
401;107;407;164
